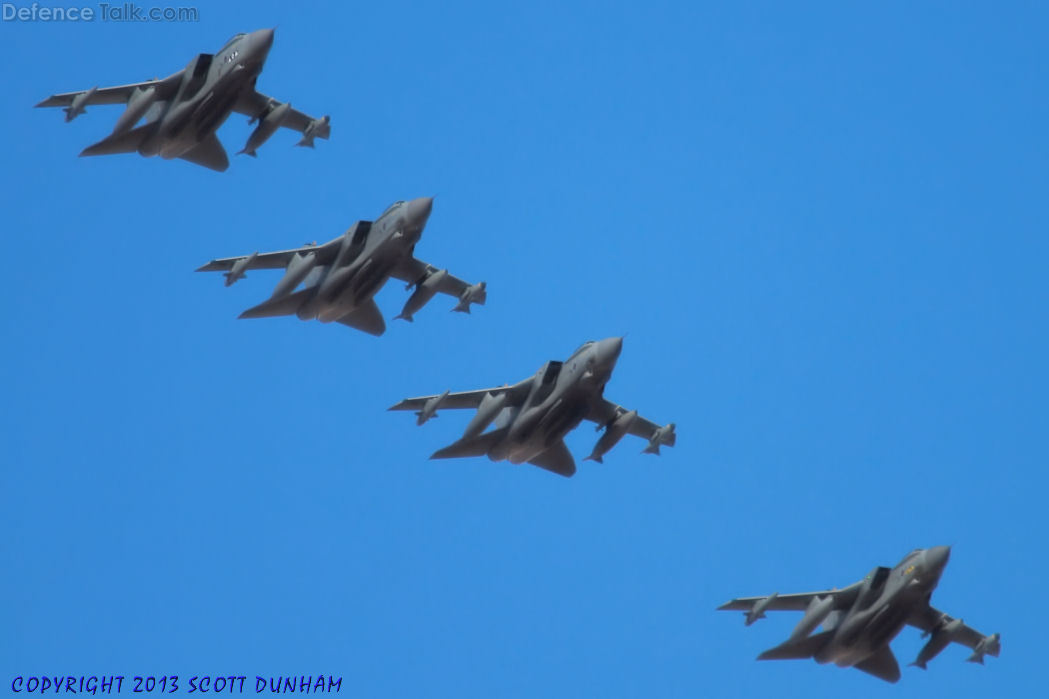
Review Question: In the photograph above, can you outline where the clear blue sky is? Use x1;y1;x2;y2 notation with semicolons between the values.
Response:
2;1;1046;697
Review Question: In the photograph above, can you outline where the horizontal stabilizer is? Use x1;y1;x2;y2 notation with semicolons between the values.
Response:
757;630;833;661
239;289;310;319
79;122;155;157
430;428;507;460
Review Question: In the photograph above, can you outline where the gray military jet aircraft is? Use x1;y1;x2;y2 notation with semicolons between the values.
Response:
389;337;676;477
718;546;1000;683
197;197;486;335
35;29;330;171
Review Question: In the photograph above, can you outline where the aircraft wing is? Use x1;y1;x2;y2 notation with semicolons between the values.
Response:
718;584;861;613
390;257;486;304
389;379;533;412
585;397;676;448
196;241;337;273
36;73;181;108
232;90;330;144
907;604;1001;659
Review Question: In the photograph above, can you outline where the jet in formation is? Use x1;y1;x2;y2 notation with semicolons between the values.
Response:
35;29;330;171
718;546;1000;683
389;337;676;477
197;197;486;335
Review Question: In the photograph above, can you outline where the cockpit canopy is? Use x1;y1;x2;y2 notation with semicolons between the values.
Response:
380;201;405;219
218;33;246;54
567;341;595;362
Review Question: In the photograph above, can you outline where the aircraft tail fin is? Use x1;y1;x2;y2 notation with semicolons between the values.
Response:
178;133;229;172
757;630;833;661
431;428;508;460
79;122;156;157
528;440;576;477
854;646;902;683
334;299;386;336
239;289;311;319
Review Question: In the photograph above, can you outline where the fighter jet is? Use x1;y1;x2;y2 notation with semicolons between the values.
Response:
718;547;1000;683
196;197;486;335
389;337;676;477
35;29;330;171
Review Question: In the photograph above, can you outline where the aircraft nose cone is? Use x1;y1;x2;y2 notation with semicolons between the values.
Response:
407;197;434;226
254;28;275;52
927;546;951;571
599;336;624;364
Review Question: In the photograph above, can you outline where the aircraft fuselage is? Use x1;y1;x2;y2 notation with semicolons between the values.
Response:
815;548;949;667
297;200;430;322
489;339;622;463
140;30;272;159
